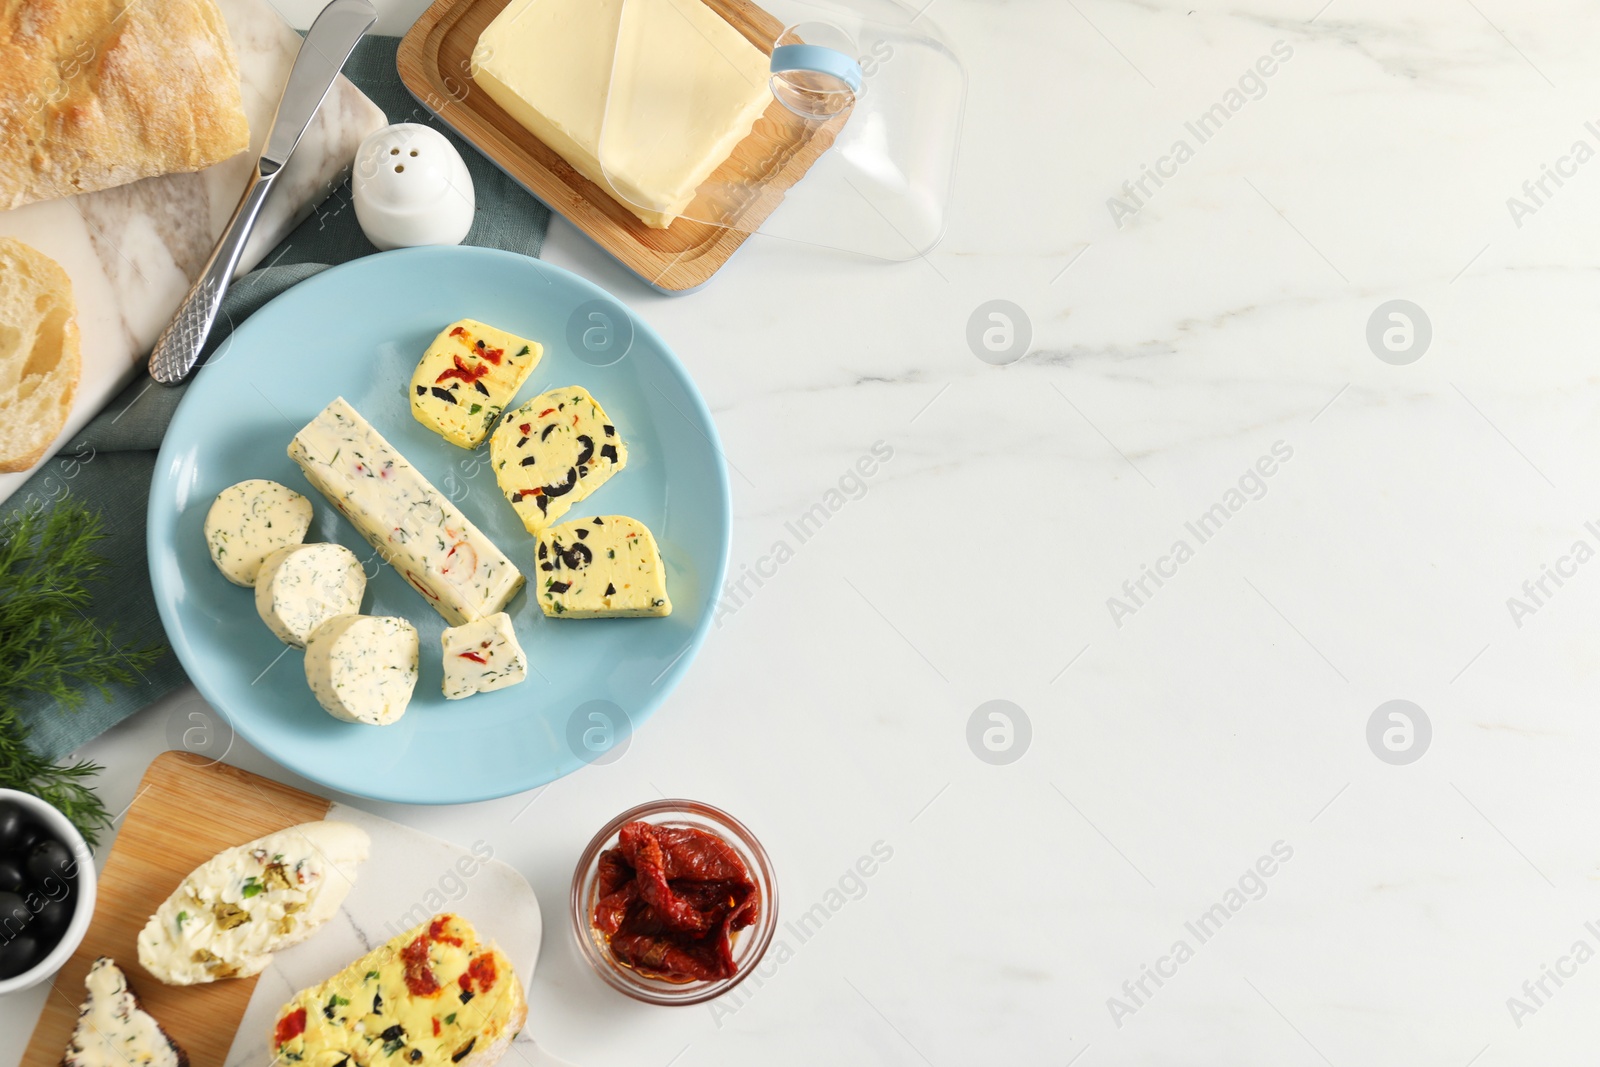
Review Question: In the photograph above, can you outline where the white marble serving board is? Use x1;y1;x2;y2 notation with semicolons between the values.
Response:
0;0;387;506
223;803;569;1067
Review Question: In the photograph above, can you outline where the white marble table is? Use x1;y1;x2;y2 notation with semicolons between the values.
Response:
9;0;1600;1064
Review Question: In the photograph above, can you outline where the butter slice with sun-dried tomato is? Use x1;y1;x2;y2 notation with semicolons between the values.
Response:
410;320;543;449
270;913;525;1067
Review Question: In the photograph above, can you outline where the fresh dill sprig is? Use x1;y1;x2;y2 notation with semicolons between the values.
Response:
0;498;162;847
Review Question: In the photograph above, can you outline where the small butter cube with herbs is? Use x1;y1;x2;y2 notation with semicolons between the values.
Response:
441;611;527;699
535;515;670;618
410;319;543;448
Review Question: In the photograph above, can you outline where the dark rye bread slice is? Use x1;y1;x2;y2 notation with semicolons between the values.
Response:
62;958;189;1067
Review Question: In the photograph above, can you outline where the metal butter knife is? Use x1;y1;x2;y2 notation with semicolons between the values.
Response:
149;0;376;386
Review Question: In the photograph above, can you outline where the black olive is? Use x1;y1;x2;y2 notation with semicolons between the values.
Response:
34;897;72;935
0;890;31;931
0;934;39;979
541;467;579;499
539;424;555;441
0;802;24;850
574;528;588;540
557;542;593;570
0;859;23;894
600;444;619;464
519;456;536;467
380;1025;405;1042
604;583;616;597
430;387;457;405
15;821;45;852
26;840;72;885
574;434;594;467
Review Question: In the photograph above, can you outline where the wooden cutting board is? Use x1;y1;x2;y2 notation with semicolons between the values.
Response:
20;753;332;1067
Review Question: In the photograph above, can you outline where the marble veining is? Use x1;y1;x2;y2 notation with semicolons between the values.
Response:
0;0;385;505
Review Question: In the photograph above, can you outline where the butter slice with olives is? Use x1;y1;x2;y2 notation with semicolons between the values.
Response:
410;320;543;449
441;612;526;699
535;515;670;618
270;912;525;1067
490;386;625;532
137;821;370;985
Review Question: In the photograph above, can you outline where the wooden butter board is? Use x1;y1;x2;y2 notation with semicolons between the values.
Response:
20;751;546;1067
397;0;847;291
20;752;329;1067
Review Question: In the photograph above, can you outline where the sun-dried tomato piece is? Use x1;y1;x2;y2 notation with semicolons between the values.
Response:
591;821;762;983
607;931;735;982
402;934;441;997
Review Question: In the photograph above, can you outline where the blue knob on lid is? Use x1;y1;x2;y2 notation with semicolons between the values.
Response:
770;44;863;93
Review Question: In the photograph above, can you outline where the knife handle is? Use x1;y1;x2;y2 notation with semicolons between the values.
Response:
149;163;279;386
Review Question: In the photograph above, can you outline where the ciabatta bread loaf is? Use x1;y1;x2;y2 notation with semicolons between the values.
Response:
0;0;251;210
0;238;80;473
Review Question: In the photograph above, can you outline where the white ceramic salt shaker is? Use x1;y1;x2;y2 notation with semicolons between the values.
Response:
353;124;475;251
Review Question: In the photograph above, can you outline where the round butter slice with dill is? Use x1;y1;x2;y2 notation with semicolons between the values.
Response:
137;820;370;985
205;478;313;587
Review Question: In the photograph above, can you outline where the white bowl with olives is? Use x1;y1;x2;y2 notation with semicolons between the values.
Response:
0;789;96;994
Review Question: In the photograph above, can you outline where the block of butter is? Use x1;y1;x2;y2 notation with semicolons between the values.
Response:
471;0;774;228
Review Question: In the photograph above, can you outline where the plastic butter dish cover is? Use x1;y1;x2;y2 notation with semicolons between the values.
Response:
482;0;962;260
605;0;963;259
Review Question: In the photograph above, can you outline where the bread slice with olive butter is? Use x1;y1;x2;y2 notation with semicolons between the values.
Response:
271;913;525;1067
137;821;370;985
62;957;189;1067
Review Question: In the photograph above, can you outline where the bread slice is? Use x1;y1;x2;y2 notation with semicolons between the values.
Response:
0;238;79;473
62;957;189;1067
0;0;250;209
137;820;371;985
270;913;526;1067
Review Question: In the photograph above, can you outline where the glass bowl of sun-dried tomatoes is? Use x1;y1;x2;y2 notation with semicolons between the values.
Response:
570;799;778;1005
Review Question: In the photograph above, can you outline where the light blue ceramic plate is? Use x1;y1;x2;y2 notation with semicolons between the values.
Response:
148;247;731;804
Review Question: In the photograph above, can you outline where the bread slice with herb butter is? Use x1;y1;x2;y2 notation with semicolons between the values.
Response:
137;821;370;985
270;913;525;1067
63;957;188;1067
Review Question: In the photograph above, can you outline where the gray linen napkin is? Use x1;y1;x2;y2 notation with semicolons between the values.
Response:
5;36;550;760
